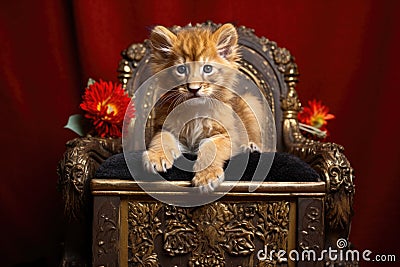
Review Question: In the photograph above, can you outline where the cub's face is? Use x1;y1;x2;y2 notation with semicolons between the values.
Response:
149;24;240;103
169;61;235;101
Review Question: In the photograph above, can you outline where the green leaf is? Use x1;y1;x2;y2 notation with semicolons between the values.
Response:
87;78;96;87
64;114;87;136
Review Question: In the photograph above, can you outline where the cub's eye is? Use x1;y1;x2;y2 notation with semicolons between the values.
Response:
176;65;187;74
203;64;213;74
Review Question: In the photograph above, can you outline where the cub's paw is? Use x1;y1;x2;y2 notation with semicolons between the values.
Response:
143;148;181;173
192;166;224;193
241;142;261;153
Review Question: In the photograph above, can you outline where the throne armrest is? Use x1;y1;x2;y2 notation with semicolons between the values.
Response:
288;136;355;230
288;141;356;266
281;63;355;264
57;136;122;218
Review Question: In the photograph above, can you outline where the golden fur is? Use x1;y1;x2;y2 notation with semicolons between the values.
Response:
143;23;265;192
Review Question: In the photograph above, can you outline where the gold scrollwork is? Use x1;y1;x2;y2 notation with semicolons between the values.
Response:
128;201;290;267
256;202;289;266
118;43;148;92
128;202;162;267
126;43;147;62
57;137;122;218
163;205;198;256
95;200;119;259
273;48;291;65
299;202;323;252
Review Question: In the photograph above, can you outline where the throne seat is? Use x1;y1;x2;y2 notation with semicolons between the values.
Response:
57;22;356;267
90;151;328;266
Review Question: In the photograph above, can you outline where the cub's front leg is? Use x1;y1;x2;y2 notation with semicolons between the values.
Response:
192;134;231;193
143;131;181;173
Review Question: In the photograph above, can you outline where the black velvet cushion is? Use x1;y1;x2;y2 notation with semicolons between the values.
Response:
95;152;320;182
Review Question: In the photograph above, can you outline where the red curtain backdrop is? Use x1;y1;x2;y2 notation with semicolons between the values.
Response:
1;0;399;266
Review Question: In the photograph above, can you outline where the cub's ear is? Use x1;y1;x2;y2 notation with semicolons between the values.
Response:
213;23;238;60
150;26;176;55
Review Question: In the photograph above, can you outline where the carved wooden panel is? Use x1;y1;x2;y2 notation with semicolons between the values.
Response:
127;202;163;266
93;196;120;267
297;198;324;267
126;200;291;267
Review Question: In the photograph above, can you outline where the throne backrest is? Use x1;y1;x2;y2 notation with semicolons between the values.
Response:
117;21;300;152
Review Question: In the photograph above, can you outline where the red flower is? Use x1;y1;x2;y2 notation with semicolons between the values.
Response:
80;80;133;138
298;99;335;137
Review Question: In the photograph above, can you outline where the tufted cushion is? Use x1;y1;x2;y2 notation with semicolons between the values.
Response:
95;152;320;182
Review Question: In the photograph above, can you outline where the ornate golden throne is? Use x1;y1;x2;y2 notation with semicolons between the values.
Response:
57;22;356;266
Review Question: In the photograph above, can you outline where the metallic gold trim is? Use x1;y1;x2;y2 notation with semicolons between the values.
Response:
92;191;326;198
119;199;128;267
91;179;325;192
288;201;296;267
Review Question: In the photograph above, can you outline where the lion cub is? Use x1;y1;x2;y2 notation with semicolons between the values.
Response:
143;23;264;192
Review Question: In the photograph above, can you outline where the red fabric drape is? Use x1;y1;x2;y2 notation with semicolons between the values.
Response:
1;0;399;266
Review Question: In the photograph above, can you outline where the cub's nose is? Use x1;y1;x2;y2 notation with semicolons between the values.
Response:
187;83;202;94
